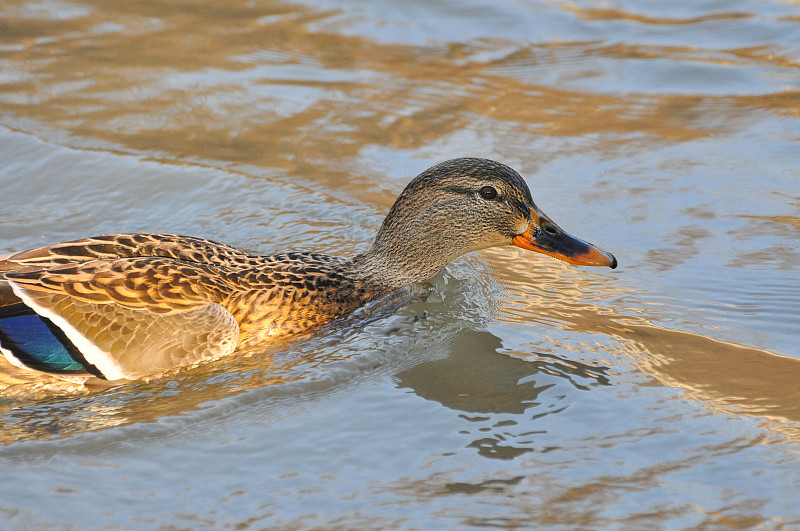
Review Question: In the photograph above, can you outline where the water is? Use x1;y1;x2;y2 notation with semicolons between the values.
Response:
1;0;799;528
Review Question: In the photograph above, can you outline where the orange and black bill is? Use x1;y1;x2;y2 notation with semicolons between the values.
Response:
512;206;617;268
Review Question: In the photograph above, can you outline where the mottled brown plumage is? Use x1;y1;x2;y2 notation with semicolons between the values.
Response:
0;158;616;381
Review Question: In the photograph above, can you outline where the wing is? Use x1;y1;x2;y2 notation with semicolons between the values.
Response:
0;233;256;310
0;255;241;381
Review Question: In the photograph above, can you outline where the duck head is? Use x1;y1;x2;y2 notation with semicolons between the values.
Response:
352;158;616;288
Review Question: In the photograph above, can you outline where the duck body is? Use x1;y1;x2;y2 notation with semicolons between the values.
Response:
0;235;384;381
0;158;616;383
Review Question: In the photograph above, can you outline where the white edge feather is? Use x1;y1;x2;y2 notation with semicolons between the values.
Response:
0;343;28;371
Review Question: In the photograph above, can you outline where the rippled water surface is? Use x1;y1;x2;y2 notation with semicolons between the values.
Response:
1;0;800;528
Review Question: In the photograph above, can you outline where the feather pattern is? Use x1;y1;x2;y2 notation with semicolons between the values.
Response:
0;237;380;381
9;285;239;380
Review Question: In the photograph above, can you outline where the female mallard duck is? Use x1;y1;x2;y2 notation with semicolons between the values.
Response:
0;158;616;383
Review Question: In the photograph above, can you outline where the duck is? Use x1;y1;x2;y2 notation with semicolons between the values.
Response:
0;158;616;383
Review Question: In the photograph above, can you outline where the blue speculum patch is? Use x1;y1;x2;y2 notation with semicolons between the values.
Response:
0;314;85;372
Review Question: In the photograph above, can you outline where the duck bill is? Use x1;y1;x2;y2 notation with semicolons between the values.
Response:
512;207;617;268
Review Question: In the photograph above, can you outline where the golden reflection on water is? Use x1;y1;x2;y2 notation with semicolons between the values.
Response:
0;346;308;444
3;0;799;182
485;246;800;438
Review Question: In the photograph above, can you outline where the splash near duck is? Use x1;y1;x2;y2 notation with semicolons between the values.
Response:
0;158;616;383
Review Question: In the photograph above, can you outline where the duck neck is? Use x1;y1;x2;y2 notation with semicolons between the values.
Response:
342;193;485;290
345;242;451;291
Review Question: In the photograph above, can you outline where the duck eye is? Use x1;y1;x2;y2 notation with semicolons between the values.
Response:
479;186;497;200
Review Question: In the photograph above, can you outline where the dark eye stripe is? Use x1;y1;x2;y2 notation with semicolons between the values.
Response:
480;186;497;200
